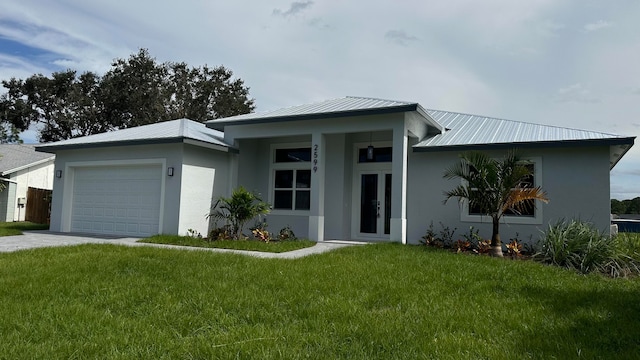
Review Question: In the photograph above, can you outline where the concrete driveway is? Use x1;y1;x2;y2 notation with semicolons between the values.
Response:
0;230;361;258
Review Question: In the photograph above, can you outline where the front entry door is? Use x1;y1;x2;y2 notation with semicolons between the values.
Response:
359;172;392;238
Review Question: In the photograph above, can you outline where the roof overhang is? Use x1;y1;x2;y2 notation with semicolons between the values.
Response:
413;136;635;169
36;137;233;154
206;103;423;131
1;155;55;175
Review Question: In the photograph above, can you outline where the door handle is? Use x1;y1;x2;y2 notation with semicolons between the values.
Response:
377;201;380;218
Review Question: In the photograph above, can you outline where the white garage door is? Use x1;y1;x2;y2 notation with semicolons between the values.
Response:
70;165;163;237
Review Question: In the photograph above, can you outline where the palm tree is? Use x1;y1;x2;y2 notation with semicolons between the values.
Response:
209;186;270;239
443;150;549;257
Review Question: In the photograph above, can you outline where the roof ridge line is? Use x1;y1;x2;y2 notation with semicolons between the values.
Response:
345;95;416;105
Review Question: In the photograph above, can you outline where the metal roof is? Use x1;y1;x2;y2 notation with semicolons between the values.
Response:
0;144;54;175
416;109;635;168
36;119;230;153
206;96;444;131
418;109;631;146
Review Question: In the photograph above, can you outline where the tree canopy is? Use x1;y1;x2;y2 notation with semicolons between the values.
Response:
0;49;255;143
611;197;640;214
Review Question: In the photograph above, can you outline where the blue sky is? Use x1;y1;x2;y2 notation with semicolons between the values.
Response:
0;0;639;199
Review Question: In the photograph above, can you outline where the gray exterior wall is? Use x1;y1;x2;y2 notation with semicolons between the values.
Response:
406;145;612;245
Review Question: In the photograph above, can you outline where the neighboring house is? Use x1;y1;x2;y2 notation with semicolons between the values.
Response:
37;97;635;244
0;144;55;222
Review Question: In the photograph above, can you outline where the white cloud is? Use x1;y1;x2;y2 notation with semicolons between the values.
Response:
384;30;419;46
584;20;613;32
554;83;601;103
273;1;314;17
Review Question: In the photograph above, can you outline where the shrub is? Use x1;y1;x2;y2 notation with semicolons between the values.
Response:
534;219;640;277
208;187;270;240
421;221;457;248
251;221;272;242
278;225;297;241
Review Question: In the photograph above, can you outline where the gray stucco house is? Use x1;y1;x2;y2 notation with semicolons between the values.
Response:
36;97;635;244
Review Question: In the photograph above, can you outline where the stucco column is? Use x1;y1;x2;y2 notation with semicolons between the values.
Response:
391;124;408;244
309;132;325;242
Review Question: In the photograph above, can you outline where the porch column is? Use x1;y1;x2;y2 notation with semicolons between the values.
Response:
309;132;325;242
391;124;408;244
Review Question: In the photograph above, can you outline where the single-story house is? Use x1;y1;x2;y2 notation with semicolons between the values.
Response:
36;97;635;244
0;144;55;222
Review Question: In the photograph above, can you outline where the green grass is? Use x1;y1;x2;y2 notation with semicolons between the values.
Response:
140;234;316;253
0;221;49;236
1;243;639;359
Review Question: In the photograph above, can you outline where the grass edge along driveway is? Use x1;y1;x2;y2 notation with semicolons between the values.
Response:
0;243;638;359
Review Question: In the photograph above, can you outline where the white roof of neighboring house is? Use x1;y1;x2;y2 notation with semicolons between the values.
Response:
36;119;230;153
0;144;55;175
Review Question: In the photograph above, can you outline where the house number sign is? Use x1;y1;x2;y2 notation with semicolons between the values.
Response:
313;144;319;172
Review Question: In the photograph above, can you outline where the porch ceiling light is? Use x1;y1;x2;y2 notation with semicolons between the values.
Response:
367;132;374;161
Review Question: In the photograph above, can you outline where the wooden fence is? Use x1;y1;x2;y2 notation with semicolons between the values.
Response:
25;187;52;224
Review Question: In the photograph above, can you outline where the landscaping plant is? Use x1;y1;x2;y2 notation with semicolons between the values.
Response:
534;219;640;277
443;150;549;257
208;187;270;240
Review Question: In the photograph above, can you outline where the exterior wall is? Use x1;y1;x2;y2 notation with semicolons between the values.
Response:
0;181;17;222
179;144;231;236
231;123;402;241
8;160;54;221
406;145;612;245
235;136;311;238
49;143;185;235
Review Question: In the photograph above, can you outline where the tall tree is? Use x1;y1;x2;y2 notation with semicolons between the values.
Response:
0;48;255;142
443;150;549;257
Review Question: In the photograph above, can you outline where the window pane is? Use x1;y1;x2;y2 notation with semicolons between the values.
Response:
295;190;310;210
275;148;311;162
275;170;293;188
296;170;311;188
358;147;393;163
274;190;293;209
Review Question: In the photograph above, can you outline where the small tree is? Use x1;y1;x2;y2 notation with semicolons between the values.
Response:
443;150;549;257
208;187;270;239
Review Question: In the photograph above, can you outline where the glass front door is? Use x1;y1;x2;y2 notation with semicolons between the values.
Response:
359;172;392;237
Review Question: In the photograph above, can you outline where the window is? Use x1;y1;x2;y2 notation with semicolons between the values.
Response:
358;147;392;163
468;163;535;217
272;146;312;211
462;158;542;225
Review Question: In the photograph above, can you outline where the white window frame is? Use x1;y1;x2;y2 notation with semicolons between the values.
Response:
269;143;312;215
460;156;543;225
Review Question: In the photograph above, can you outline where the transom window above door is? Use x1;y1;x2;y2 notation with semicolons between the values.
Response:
358;147;392;163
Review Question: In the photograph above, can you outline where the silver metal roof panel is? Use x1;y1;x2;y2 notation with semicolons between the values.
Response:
36;119;229;153
417;109;629;147
207;96;430;127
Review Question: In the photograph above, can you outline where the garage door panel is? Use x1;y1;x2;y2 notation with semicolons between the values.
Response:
71;165;162;237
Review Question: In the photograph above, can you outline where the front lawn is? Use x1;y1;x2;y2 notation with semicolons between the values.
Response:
0;221;49;237
140;234;316;253
0;243;639;358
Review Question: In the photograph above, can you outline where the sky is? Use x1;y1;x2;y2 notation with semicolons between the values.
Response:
0;0;639;199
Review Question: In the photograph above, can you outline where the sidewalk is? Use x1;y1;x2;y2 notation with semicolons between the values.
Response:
0;231;363;259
